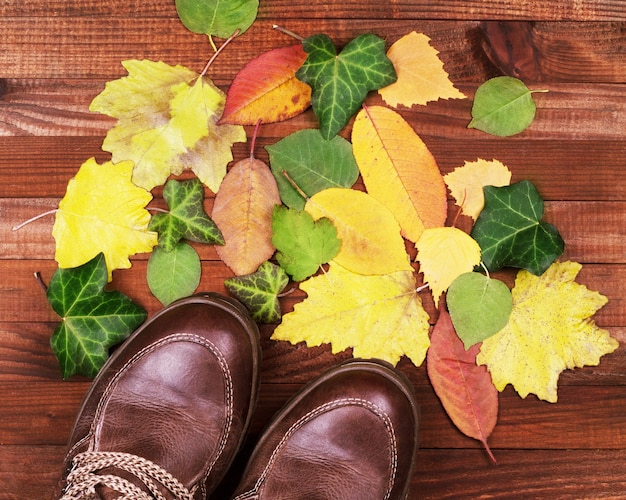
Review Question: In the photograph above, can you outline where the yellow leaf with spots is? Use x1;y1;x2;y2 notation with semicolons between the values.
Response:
90;59;246;192
444;158;512;220
379;31;465;108
52;158;158;281
477;261;618;402
272;263;431;366
305;188;413;275
416;227;481;307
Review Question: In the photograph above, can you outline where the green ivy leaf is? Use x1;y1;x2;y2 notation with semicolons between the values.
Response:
46;253;147;379
266;129;359;210
272;205;341;281
447;272;513;349
147;242;201;306
468;76;545;137
224;261;289;323
148;178;224;252
175;0;258;40
471;180;564;275
296;33;397;139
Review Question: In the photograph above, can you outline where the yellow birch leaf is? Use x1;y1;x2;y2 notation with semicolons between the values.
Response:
444;158;512;220
52;158;158;281
212;157;281;275
272;263;431;366
477;261;618;402
416;227;481;307
305;188;413;275
90;59;246;192
352;106;447;243
378;31;466;108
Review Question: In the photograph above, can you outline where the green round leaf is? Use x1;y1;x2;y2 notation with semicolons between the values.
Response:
147;242;201;306
468;76;542;137
175;0;259;39
447;272;513;349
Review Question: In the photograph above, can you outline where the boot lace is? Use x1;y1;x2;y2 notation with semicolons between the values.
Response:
60;451;196;500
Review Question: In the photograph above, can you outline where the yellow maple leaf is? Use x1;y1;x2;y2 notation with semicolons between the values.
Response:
305;188;413;275
416;227;482;307
272;263;431;366
379;31;466;108
52;158;158;280
90;59;246;192
477;261;618;402
352;106;447;243
444;158;512;220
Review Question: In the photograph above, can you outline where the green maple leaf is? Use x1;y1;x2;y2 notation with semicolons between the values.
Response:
147;242;201;306
271;205;341;281
266;129;359;210
47;253;147;379
224;261;289;323
296;33;397;139
471;180;564;275
148;178;224;252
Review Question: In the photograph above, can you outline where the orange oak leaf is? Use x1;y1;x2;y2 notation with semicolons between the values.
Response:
212;154;281;275
220;45;311;125
427;304;498;462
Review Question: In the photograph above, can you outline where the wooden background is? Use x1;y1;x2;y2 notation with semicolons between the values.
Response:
2;0;626;498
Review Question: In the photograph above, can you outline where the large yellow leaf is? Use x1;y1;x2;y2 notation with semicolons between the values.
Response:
305;188;413;275
378;31;466;108
212;157;281;275
352;106;447;243
272;263;431;366
444;158;512;220
52;158;158;281
90;59;246;192
477;261;618;402
416;227;482;307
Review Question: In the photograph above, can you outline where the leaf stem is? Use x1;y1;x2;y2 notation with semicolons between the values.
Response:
12;209;58;231
34;271;48;293
416;283;429;293
480;261;490;279
272;24;305;42
250;119;262;160
200;29;241;77
281;170;309;201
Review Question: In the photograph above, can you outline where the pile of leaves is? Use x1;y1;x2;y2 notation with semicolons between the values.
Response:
23;2;618;460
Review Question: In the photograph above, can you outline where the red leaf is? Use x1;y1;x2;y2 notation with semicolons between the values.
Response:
220;45;311;125
427;302;499;462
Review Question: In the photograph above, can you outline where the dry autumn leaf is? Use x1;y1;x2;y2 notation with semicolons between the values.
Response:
379;31;465;108
352;106;447;243
272;262;431;366
477;261;619;402
305;188;413;275
90;59;246;192
52;158;158;281
444;158;512;220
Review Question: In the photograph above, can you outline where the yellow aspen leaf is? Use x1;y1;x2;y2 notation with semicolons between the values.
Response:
90;59;246;192
212;157;281;276
477;261;619;403
378;31;466;108
352;106;447;243
444;158;512;220
52;158;158;281
272;263;431;367
305;188;413;275
416;227;481;307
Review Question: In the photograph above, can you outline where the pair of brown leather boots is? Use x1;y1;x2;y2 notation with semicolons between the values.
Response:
57;293;419;499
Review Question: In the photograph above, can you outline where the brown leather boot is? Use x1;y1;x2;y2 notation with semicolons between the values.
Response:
57;293;261;499
231;359;419;500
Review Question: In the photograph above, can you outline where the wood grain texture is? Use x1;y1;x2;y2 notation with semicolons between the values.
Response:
1;0;625;498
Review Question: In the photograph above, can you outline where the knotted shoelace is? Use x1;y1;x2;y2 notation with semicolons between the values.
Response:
60;451;196;500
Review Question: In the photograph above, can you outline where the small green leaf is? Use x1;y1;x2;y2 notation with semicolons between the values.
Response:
272;205;341;281
148;178;223;252
468;76;545;137
147;242;201;306
266;129;359;209
224;261;289;323
471;181;564;275
47;253;147;379
175;0;258;39
447;272;513;349
296;33;397;139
